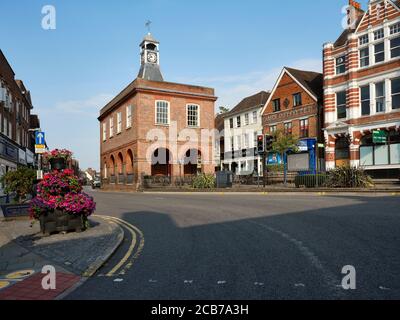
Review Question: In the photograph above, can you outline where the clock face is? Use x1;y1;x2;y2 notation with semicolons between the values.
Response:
147;52;157;63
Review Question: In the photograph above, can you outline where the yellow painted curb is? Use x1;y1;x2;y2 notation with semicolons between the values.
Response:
5;270;35;280
100;216;145;277
0;280;10;289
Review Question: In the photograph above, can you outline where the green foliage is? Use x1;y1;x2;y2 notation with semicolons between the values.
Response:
218;106;230;114
192;174;216;189
271;129;299;156
325;166;373;188
266;164;284;173
0;167;36;203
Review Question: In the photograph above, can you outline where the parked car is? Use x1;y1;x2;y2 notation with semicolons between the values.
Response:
92;178;101;189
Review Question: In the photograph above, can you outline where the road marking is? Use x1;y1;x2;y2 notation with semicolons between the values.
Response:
295;283;306;288
5;270;35;279
249;221;344;298
379;286;390;291
96;216;144;277
0;281;10;289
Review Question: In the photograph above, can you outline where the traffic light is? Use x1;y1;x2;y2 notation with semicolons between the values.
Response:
265;135;274;152
257;135;264;154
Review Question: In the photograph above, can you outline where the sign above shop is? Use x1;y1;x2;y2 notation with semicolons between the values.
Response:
373;130;387;144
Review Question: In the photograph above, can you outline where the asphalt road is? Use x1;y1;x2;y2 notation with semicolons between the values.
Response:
66;190;400;300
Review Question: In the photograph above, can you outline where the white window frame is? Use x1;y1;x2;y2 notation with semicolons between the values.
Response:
126;105;132;128
359;47;370;68
186;104;200;127
244;113;249;126
359;34;369;46
117;112;122;134
102;123;107;141
252;111;257;124
390;35;400;59
155;100;170;125
109;117;114;137
335;55;346;75
375;81;386;113
243;133;249;149
374;28;384;41
390;23;400;35
374;42;385;63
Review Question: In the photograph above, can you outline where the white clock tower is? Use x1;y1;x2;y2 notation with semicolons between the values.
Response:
137;33;164;82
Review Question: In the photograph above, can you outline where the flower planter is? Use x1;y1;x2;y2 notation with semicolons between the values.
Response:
1;204;31;218
49;158;67;171
39;209;86;235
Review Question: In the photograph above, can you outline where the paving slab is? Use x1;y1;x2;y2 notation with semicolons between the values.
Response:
0;216;123;300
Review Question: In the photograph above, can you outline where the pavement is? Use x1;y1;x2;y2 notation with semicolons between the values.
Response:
65;189;400;300
0;215;123;300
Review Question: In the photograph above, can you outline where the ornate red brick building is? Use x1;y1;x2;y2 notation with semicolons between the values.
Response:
324;0;400;178
261;67;324;172
98;33;217;190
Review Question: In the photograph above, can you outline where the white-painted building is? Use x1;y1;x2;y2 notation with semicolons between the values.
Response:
222;91;270;175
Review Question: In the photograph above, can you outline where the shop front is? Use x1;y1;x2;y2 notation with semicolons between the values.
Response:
286;138;318;173
359;129;400;178
0;137;19;184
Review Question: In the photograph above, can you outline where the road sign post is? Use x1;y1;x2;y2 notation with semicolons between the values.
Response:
34;131;46;180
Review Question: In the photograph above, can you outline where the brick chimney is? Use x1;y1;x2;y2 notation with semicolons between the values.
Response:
347;0;364;30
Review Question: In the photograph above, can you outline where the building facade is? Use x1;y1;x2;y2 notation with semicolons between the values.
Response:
261;67;324;172
324;0;400;178
99;33;217;190
223;91;270;175
0;50;37;178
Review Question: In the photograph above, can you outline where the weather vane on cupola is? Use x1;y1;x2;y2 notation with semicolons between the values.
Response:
145;20;152;34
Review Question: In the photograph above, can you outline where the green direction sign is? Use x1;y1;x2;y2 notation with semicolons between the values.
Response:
373;130;387;144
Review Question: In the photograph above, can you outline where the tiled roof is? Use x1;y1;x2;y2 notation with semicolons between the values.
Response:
284;67;323;101
226;91;270;117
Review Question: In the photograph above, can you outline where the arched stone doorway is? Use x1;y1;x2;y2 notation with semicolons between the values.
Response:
151;148;172;176
110;155;116;183
183;149;201;175
117;152;124;184
126;149;134;184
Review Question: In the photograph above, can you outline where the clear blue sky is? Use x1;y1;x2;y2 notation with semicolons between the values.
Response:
0;0;369;170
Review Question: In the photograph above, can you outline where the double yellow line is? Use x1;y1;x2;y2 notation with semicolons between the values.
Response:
98;215;145;277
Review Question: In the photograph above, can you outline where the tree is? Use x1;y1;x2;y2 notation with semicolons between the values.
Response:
218;106;230;114
271;130;299;185
0;167;36;203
